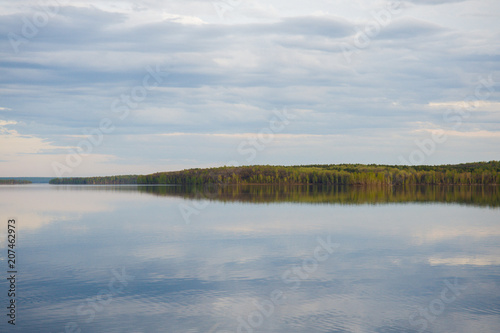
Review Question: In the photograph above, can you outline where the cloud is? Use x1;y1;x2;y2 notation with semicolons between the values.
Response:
161;12;206;25
404;0;468;5
156;132;344;140
416;128;500;138
0;120;59;154
428;101;500;112
247;15;352;37
378;17;447;39
0;1;499;175
428;255;500;266
0;119;17;126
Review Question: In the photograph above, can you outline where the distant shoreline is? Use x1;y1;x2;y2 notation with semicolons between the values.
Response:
0;179;32;185
48;161;500;186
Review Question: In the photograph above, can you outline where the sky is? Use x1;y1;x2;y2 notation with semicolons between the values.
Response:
0;0;499;177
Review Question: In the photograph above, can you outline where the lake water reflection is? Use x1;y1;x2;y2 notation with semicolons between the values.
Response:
0;184;499;332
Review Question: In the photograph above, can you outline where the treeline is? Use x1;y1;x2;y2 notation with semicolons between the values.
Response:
47;162;500;186
0;179;32;185
49;175;138;185
137;161;500;185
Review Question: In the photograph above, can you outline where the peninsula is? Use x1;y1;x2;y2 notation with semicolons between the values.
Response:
48;161;500;185
0;179;32;185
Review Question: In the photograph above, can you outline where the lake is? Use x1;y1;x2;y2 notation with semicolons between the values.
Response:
0;184;499;332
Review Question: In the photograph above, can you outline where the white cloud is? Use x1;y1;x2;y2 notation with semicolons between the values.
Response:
0;119;17;126
161;13;206;25
428;255;500;266
156;132;343;139
428;101;500;112
415;128;500;138
0;121;59;155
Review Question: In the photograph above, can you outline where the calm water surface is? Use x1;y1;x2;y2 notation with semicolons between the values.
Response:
0;184;499;332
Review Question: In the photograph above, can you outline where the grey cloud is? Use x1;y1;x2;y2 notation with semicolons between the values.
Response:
404;0;468;4
377;17;447;39
1;1;499;171
2;8;353;52
242;16;353;38
55;6;127;26
1;6;126;42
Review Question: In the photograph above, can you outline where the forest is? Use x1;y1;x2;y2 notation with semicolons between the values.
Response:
49;161;500;186
0;179;32;185
137;161;500;185
49;175;138;185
